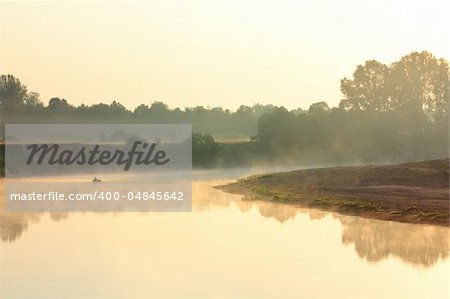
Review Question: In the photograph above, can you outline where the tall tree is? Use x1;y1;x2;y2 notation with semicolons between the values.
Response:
387;51;448;112
340;60;389;111
0;75;28;113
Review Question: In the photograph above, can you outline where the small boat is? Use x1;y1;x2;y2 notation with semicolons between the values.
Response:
92;177;102;183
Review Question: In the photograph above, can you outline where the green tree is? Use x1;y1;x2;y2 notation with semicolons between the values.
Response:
192;133;219;167
309;101;330;115
256;107;297;151
387;51;448;112
0;74;28;113
340;60;389;111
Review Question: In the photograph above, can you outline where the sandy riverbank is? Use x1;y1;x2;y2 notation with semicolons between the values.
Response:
216;159;450;226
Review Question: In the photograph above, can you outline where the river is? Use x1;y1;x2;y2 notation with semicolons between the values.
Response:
0;170;449;298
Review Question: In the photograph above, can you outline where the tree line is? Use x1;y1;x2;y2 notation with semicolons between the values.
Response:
256;51;448;164
1;51;449;170
0;78;279;141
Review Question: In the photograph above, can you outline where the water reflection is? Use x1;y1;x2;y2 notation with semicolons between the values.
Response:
339;217;449;268
1;179;448;269
193;180;449;268
227;197;449;268
0;210;68;243
0;212;38;242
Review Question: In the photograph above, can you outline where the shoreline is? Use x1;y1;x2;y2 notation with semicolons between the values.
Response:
216;159;450;226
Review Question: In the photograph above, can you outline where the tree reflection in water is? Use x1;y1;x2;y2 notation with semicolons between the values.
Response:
227;192;449;268
1;179;448;268
0;211;68;243
339;217;449;268
0;181;68;242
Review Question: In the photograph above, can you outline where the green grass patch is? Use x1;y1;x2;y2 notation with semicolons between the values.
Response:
252;186;280;197
251;185;297;202
415;211;449;219
339;200;381;210
312;197;335;207
312;197;382;211
242;195;259;201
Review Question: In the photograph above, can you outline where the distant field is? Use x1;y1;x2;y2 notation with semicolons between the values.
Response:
214;134;251;143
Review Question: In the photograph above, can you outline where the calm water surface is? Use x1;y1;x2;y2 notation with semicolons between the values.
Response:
0;170;449;299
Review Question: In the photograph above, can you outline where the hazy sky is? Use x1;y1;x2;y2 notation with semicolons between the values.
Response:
0;1;448;110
